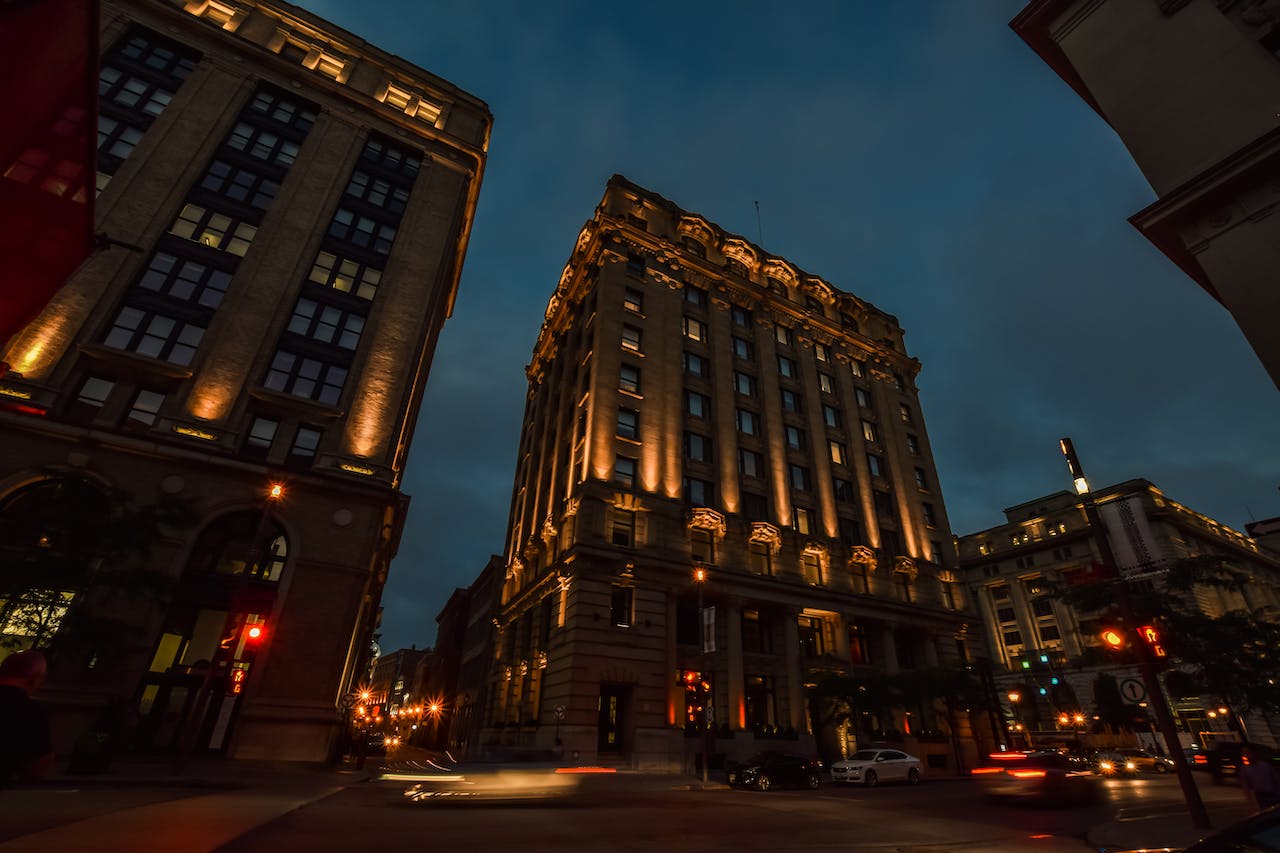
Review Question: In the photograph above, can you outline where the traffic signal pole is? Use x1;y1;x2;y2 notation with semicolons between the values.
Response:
1060;439;1211;830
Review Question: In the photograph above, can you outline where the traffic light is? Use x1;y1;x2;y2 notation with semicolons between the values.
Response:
1100;626;1126;651
1138;624;1167;658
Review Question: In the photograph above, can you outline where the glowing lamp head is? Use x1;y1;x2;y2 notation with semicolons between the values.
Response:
1101;628;1125;650
693;567;706;583
1073;477;1089;495
268;483;285;500
1007;691;1021;704
361;691;371;701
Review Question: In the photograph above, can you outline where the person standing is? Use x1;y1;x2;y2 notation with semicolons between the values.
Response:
1239;743;1280;812
0;650;54;786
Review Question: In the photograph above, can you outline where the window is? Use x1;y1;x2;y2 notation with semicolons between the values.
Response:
774;325;792;346
308;252;381;301
103;307;204;365
798;616;824;657
96;29;199;175
199;160;279;211
682;236;705;257
169;203;257;256
922;503;938;527
777;355;797;378
685;432;711;463
789;464;811;492
805;295;824;313
613;455;637;488
732;337;753;360
906;434;920;456
731;306;752;327
690;528;714;563
225;120;300;166
288;425;322;462
286;298;365;350
124;389;164;429
867;454;885;478
327;207;397;255
684;477;714;506
682;316;707;342
829;440;848;466
893;373;905;391
784;425;805;450
684;351;708;377
244;416;278;458
833;478;855;504
617;408;639;440
738;449;764;478
246;88;318;134
736;408;759;435
861;420;878;443
822;405;841;428
914;467;928;489
748;543;772;577
685;391;710;419
838;517;861;547
780;389;801;413
873;490;894;519
742;492;768;522
70;376;114;421
855;388;872;409
818;372;835;394
851;359;865;379
344;170;409;214
794;506;814;534
742;610;772;653
263;351;347;405
623;288;643;313
814;343;830;363
626;254;645;275
802;551;823;585
611;510;635;547
683;285;707;308
610;586;633;628
136;252;235;310
621;324;642;352
899;403;913;424
619;364;641;394
733;371;756;396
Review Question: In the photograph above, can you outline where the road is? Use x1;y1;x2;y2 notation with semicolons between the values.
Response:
216;771;1249;853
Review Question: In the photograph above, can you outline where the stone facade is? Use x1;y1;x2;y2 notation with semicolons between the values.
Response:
0;0;489;761
480;176;982;772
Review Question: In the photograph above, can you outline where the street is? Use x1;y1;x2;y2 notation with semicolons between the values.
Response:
215;772;1251;853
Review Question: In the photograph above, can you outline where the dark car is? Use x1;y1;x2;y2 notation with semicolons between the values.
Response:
972;751;1102;806
1177;803;1280;852
727;752;823;791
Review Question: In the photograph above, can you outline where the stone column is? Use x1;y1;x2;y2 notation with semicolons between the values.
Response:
833;613;852;663
879;622;900;674
754;315;791;525
726;598;744;730
666;592;680;727
783;611;805;730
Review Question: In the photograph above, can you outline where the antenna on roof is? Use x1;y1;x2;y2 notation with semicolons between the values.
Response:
754;200;764;246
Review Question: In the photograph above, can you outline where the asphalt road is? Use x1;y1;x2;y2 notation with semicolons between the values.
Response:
216;772;1248;853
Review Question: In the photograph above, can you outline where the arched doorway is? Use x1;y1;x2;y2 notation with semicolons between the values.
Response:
135;510;288;754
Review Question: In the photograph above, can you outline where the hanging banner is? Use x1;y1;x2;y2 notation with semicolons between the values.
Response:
1098;495;1163;578
702;606;716;654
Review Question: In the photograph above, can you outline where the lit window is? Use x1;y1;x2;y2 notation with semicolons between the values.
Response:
829;440;847;466
851;360;865;379
861;420;878;443
900;403;913;424
774;325;792;346
169;203;257;256
682;316;706;342
814;343;830;363
621;325;642;352
619;364;641;394
623;288;643;313
801;550;822;584
819;372;835;394
795;506;814;535
309;252;381;301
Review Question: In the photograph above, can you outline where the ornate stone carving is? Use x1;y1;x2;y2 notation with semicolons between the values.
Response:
848;545;877;570
557;572;572;591
749;522;782;552
802;276;835;303
893;556;919;580
722;238;759;269
536;650;548;669
614;493;643;512
541;515;557;545
563;497;580;518
507;556;524;582
761;258;797;285
677;214;716;245
688;507;727;539
518;660;529;677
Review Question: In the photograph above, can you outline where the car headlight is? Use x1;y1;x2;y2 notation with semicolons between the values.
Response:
1125;762;1135;770
1099;761;1113;771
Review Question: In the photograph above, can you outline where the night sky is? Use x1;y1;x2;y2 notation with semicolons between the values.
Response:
292;1;1280;653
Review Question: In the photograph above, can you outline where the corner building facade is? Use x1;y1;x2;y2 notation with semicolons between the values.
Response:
0;0;489;760
486;177;981;771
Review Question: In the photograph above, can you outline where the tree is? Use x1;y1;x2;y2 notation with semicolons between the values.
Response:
0;471;197;664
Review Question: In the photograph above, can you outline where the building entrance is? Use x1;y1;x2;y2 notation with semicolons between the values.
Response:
598;684;626;754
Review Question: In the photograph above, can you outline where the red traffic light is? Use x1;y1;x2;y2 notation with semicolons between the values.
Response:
1139;624;1167;658
245;623;266;643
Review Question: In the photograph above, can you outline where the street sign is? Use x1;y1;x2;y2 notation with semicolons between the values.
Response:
1119;678;1147;704
338;692;358;710
553;704;566;721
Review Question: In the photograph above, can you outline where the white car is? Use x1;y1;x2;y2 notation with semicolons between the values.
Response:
830;748;923;787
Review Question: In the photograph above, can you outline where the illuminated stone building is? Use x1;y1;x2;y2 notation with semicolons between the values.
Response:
483;176;981;771
1012;1;1280;389
957;479;1280;747
0;0;489;760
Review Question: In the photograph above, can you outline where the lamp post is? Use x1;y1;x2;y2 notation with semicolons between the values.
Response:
1007;690;1031;748
694;566;710;785
1059;438;1209;829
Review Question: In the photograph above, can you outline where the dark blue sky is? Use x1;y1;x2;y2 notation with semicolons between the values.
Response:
295;0;1280;653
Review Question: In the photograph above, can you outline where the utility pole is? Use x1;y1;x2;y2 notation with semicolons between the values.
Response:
1059;438;1211;830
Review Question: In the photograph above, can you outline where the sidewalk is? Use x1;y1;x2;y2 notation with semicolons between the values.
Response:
0;758;372;853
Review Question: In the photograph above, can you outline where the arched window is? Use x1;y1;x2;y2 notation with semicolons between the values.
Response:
187;511;288;583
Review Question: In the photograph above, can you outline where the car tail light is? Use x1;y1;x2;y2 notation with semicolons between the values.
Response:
988;753;1028;761
1008;769;1047;779
971;767;1005;775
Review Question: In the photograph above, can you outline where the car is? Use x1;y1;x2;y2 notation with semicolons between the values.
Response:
972;751;1102;805
829;748;922;787
1109;802;1280;852
727;752;823;791
1115;747;1175;774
